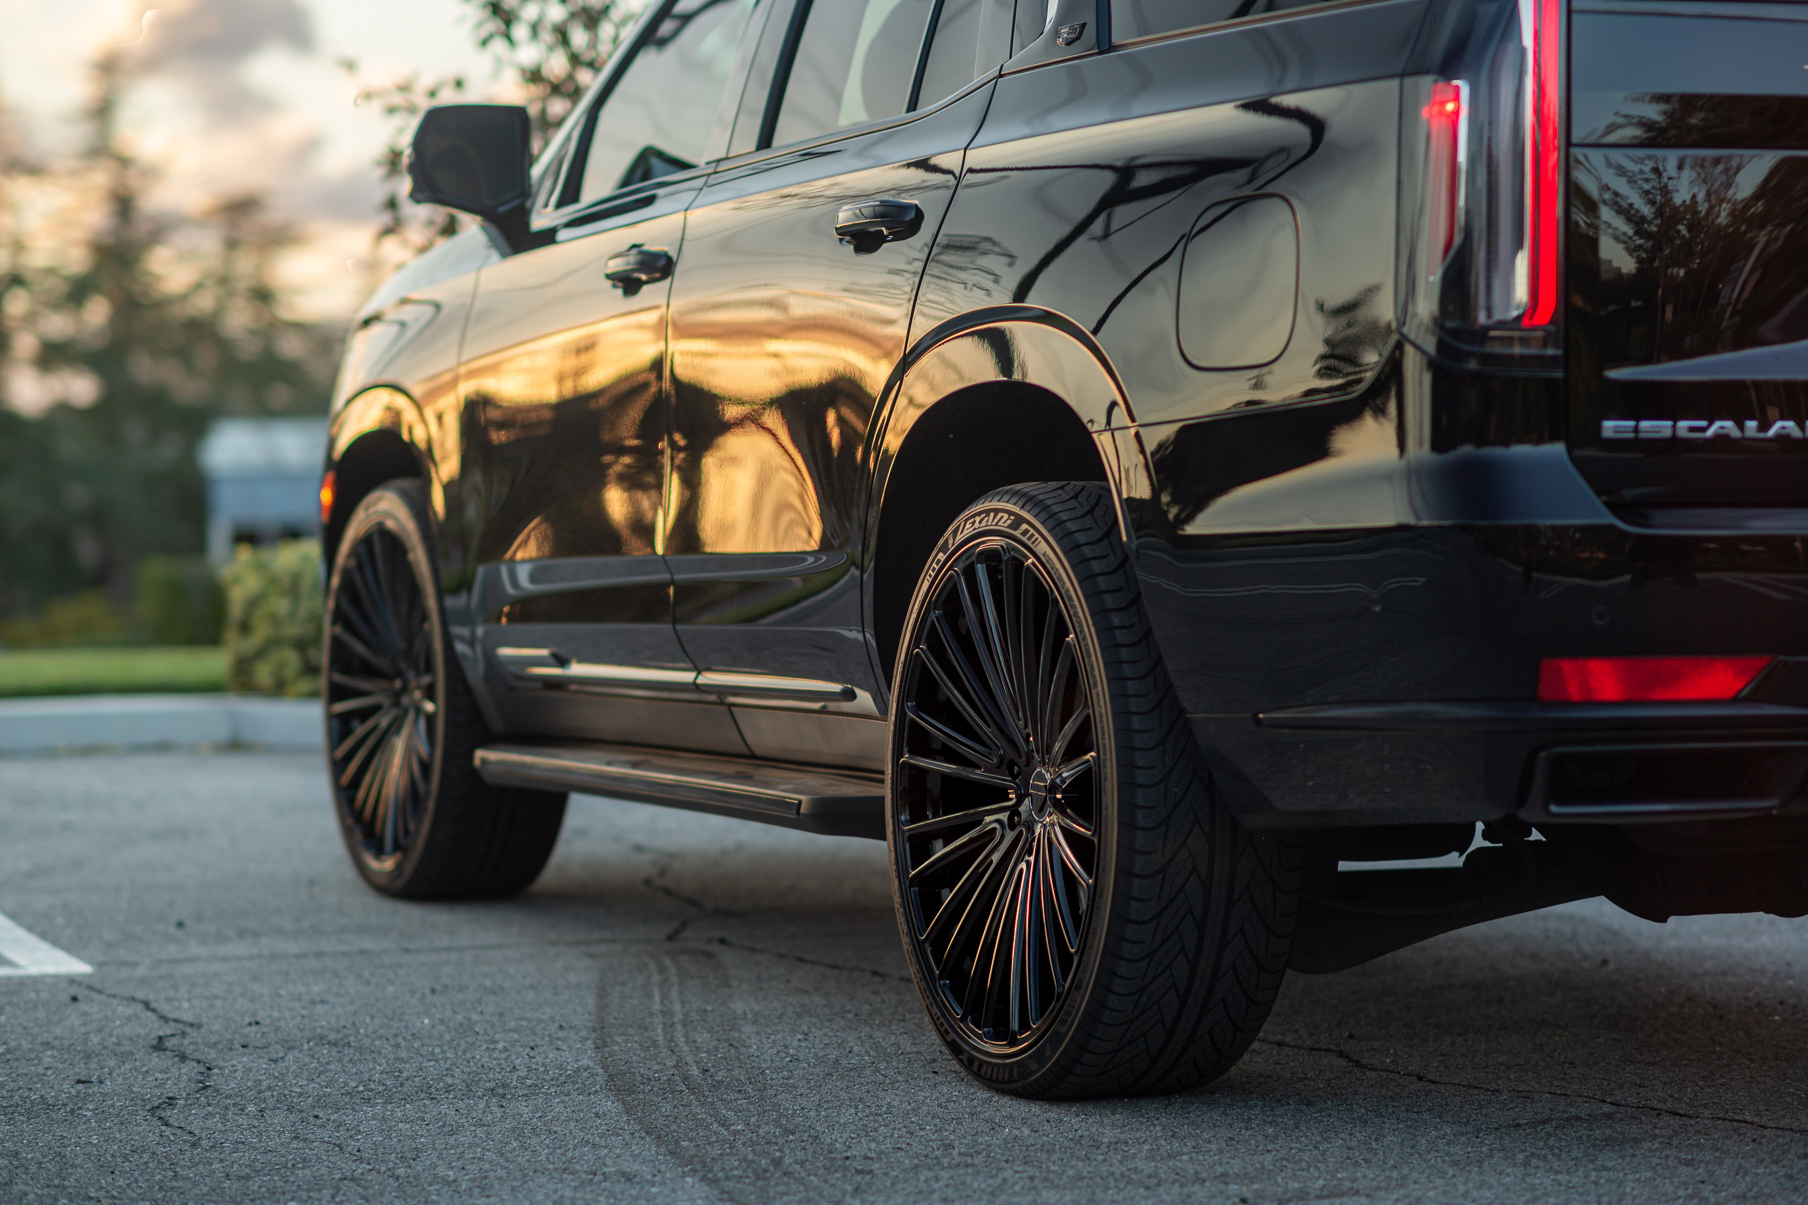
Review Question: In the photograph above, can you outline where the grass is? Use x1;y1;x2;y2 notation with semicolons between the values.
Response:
0;646;227;698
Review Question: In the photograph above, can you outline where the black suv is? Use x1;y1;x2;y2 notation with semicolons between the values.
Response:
322;0;1808;1098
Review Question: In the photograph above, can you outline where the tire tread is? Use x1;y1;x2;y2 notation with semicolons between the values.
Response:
904;482;1300;1099
328;482;565;901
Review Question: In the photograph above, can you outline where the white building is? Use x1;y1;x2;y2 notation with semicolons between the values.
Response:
196;418;330;564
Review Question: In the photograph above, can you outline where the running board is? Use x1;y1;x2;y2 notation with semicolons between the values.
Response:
473;741;885;840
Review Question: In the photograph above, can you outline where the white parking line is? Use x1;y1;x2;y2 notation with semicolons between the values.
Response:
0;910;92;976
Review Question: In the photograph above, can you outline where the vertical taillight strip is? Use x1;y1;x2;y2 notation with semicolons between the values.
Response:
1520;0;1562;328
1425;80;1469;265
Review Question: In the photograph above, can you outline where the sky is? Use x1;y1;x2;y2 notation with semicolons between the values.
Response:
0;0;509;321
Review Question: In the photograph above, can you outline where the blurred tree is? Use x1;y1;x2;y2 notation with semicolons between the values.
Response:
0;54;334;626
468;0;639;140
337;66;472;255
345;0;640;253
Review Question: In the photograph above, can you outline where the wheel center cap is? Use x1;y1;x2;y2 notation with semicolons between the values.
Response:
1026;766;1054;816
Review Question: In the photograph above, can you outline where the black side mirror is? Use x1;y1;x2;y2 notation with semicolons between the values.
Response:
408;105;532;242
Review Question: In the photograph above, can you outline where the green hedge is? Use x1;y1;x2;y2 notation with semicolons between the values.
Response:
220;539;323;697
136;555;225;645
0;557;222;649
0;591;130;648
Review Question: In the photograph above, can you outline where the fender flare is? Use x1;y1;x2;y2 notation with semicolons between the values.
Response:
859;307;1159;690
329;386;435;470
324;386;438;551
863;305;1153;561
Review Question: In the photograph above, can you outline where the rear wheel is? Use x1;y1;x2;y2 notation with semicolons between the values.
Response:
887;482;1301;1098
324;481;565;899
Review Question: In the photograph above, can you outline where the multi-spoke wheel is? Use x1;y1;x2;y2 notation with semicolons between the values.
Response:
327;510;435;867
887;483;1302;1099
324;482;566;898
893;528;1101;1051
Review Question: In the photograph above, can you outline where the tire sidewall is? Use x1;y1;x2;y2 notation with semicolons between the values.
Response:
886;494;1123;1094
322;483;450;893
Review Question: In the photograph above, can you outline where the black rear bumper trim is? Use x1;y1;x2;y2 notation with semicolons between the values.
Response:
1257;700;1808;733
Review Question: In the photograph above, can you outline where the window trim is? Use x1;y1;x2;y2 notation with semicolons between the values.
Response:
536;0;671;219
754;0;951;152
905;0;952;111
715;66;997;173
754;0;814;149
535;0;761;228
1103;0;1405;55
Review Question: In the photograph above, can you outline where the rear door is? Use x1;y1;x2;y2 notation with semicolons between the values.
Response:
664;0;1011;768
454;0;765;753
1566;2;1808;518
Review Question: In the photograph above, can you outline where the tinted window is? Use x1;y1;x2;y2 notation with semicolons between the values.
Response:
914;0;987;109
577;0;758;204
1015;0;1050;52
1110;0;1331;42
770;0;937;146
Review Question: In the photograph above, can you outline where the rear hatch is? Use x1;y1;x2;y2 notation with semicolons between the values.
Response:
1567;1;1808;521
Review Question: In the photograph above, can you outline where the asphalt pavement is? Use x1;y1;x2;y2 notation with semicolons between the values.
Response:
1;751;1805;1204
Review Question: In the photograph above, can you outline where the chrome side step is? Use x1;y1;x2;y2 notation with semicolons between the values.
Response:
473;741;885;840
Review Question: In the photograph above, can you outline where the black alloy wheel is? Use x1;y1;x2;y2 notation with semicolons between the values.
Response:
327;507;437;869
324;482;566;898
892;528;1101;1052
888;483;1302;1099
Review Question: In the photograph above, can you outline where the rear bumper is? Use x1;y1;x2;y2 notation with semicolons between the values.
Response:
1139;521;1808;827
1195;701;1808;828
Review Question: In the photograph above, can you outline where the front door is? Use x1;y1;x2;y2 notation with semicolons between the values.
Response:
666;0;1009;768
455;0;765;753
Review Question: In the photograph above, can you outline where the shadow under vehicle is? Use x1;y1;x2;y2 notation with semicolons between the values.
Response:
318;0;1808;1098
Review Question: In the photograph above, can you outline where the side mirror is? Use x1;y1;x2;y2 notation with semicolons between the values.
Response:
407;104;532;230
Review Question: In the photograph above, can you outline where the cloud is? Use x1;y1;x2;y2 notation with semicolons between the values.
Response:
128;0;314;116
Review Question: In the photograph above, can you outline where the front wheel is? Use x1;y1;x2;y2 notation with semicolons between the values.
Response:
323;481;566;899
886;483;1301;1098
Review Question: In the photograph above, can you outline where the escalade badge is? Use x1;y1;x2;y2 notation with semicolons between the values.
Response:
1601;419;1806;440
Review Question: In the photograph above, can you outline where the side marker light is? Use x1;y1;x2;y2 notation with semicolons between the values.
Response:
1537;656;1774;703
1423;81;1467;264
320;470;336;527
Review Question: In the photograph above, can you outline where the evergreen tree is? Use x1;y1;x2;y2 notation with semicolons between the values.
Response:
0;54;333;624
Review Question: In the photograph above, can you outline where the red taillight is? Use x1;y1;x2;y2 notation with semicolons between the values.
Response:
1520;0;1562;328
319;470;336;527
1537;657;1773;703
1424;81;1467;263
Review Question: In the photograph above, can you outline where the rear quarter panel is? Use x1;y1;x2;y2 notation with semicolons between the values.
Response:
911;0;1428;732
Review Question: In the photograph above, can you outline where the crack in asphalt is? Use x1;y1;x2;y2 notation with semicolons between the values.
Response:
1256;1037;1808;1135
69;981;200;1029
72;980;213;1145
643;856;741;919
703;936;910;984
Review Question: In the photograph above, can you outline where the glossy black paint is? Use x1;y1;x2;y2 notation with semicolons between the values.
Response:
325;0;1808;831
1566;4;1808;514
664;95;994;759
1158;517;1808;824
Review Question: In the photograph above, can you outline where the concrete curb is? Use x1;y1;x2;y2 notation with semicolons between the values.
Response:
0;694;322;755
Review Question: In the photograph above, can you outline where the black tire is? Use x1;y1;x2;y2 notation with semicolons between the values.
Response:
886;482;1301;1099
323;481;566;899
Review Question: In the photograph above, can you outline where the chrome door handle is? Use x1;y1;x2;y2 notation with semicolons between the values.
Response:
604;244;674;295
835;199;923;255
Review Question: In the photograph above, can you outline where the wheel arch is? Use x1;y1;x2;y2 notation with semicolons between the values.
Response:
324;386;434;565
865;310;1147;684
